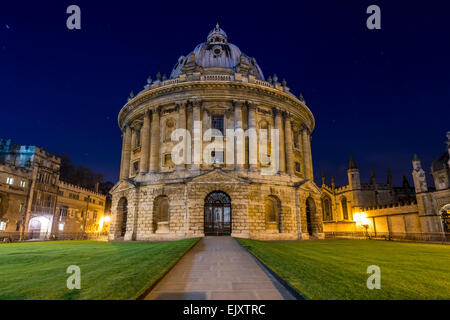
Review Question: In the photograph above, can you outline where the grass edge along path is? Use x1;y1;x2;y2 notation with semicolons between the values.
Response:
135;237;200;300
236;238;450;300
0;238;200;300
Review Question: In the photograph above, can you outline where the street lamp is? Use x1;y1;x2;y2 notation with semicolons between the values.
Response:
353;212;370;239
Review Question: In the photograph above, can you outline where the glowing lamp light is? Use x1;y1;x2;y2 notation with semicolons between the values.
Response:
353;212;369;226
97;216;111;232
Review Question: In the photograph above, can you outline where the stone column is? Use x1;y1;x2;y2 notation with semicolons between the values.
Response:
234;100;245;170
130;128;137;151
149;107;160;172
247;102;257;171
225;109;235;170
176;101;187;171
274;108;285;173
191;99;202;171
302;126;313;180
186;103;193;168
120;125;132;179
130;121;142;175
284;114;294;175
139;110;151;173
297;132;303;171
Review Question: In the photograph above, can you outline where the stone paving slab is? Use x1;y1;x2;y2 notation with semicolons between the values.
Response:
145;236;297;300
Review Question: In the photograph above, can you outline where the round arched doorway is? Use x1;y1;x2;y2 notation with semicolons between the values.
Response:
204;191;231;236
28;216;50;239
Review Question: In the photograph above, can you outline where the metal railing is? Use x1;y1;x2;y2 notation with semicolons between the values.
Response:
0;231;109;243
324;231;450;243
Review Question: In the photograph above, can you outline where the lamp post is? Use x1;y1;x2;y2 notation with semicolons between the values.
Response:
354;212;370;239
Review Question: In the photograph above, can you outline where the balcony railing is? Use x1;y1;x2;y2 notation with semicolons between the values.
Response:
142;74;295;97
200;74;233;81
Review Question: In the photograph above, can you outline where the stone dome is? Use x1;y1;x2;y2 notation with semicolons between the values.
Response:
170;24;265;80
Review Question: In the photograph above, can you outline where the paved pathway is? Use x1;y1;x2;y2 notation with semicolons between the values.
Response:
145;236;297;300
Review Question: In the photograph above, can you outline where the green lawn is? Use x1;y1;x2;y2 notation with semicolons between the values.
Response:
0;238;199;300
236;238;450;300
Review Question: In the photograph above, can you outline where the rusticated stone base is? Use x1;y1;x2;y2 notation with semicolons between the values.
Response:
108;169;324;241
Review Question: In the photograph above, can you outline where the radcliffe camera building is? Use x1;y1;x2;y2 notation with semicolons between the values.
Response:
110;26;450;242
110;25;323;241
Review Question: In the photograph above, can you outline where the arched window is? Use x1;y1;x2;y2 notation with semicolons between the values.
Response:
322;196;333;221
153;196;169;233
117;197;128;237
341;197;349;220
265;196;281;232
164;119;175;142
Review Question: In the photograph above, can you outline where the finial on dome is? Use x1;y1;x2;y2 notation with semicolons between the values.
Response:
207;24;227;43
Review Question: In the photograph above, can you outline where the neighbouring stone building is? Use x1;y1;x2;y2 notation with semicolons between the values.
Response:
109;25;324;241
0;139;110;240
56;181;109;234
321;132;450;241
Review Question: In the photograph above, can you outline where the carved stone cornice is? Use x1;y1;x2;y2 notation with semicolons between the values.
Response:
120;123;130;132
301;123;311;133
130;120;143;130
283;111;293;120
175;100;188;108
118;81;314;132
190;97;202;108
246;101;257;110
152;106;161;117
272;107;282;116
232;99;246;108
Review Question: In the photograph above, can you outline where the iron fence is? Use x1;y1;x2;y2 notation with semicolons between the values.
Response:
324;231;450;243
0;231;109;243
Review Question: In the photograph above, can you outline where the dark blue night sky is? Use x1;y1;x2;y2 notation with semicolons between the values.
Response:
1;1;449;186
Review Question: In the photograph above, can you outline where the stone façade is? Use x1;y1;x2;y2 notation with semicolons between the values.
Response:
109;25;324;241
